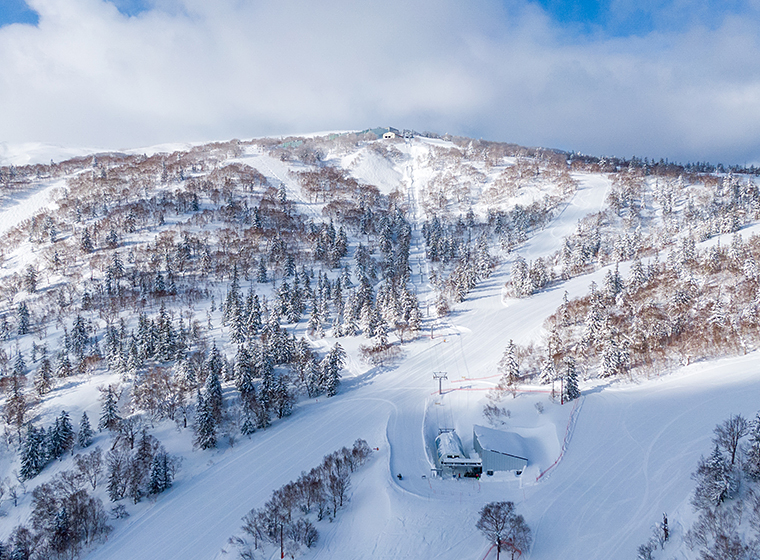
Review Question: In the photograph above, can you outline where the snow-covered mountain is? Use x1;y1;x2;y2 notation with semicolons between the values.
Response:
0;130;758;560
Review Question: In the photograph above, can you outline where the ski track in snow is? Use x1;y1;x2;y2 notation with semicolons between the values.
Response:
8;141;742;560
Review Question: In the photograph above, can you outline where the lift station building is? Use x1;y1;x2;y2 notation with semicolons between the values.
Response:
434;429;481;475
473;424;529;475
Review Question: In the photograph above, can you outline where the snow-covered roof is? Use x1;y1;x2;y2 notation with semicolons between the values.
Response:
473;425;529;460
435;430;465;459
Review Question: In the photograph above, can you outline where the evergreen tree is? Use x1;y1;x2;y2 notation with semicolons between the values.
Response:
194;392;217;450
19;425;46;480
128;429;157;503
510;256;531;297
204;342;224;383
563;357;580;402
80;228;94;253
322;343;345;397
47;410;74;459
78;411;94;448
692;445;737;510
71;314;89;361
12;352;26;378
583;283;606;348
155;303;176;362
203;367;223;424
272;374;295;419
98;386;121;431
148;448;173;495
497;340;519;386
539;357;556;385
16;303;30;336
744;413;760;479
33;355;54;395
55;351;72;378
603;263;623;299
23;265;37;294
628;258;647;291
257;258;268;283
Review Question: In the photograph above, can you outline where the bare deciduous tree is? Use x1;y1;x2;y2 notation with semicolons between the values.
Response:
476;501;532;560
713;414;750;466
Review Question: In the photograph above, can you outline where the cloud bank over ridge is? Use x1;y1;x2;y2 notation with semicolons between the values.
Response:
1;0;759;164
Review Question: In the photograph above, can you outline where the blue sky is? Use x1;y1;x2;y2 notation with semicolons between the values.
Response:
0;0;152;26
0;0;38;26
1;0;759;165
2;0;748;35
533;0;756;37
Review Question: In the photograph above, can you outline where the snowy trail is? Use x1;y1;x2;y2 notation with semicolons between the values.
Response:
0;179;64;237
516;173;611;264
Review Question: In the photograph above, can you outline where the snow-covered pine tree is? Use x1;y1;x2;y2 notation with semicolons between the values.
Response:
563;356;580;402
257;258;268;283
204;342;224;384
246;293;262;337
322;343;345;397
56;351;72;378
627;258;647;291
744;413;760;479
582;282;606;348
691;445;737;510
17;302;31;336
539;356;556;386
19;425;46;480
194;391;217;450
99;385;122;431
155;303;176;362
23;265;37;293
272;374;295;419
497;340;519;386
603;263;623;299
203;366;223;424
71;314;89;361
13;351;26;378
56;410;75;457
33;354;54;395
78;411;94;448
510;256;531;298
148;447;173;495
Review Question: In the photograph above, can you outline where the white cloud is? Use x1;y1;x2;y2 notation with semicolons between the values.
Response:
1;0;759;164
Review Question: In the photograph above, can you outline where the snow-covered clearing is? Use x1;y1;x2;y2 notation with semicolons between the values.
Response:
0;179;64;237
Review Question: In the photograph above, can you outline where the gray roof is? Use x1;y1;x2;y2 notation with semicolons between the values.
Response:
473;424;529;461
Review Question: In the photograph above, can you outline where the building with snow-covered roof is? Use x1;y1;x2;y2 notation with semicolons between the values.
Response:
434;429;481;475
473;424;528;475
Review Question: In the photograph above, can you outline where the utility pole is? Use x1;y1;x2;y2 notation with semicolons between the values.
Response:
433;372;448;395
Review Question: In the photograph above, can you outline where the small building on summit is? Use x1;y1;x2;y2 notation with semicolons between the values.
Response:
473;424;529;475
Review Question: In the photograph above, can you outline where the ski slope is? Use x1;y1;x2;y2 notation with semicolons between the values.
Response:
80;160;760;560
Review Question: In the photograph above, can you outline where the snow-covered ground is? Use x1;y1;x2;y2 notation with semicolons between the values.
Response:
1;136;757;560
80;154;759;560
